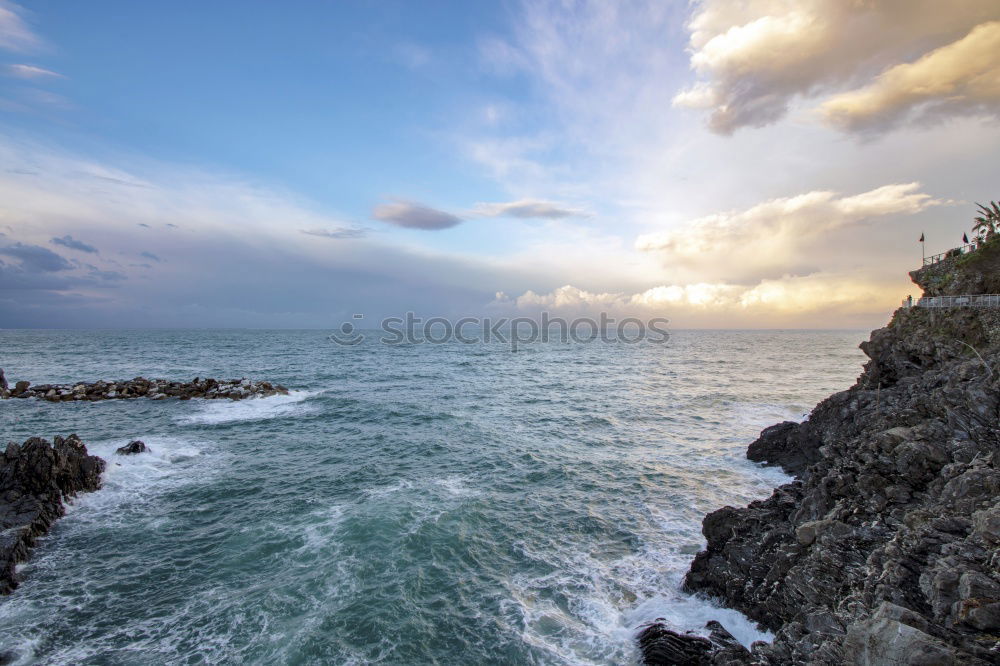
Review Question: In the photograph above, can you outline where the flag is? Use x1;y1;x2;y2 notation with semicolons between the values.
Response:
963;232;969;243
919;233;924;242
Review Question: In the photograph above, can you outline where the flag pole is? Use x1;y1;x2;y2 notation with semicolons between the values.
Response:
920;232;925;264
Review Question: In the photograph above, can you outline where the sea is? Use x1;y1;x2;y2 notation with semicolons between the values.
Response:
0;328;867;665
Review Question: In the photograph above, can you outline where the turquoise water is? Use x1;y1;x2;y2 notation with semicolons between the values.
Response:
0;329;866;664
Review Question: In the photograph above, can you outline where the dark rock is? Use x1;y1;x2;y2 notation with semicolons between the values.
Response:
747;421;821;476
637;619;751;666
0;435;105;594
637;621;713;665
0;376;291;402
115;440;148;456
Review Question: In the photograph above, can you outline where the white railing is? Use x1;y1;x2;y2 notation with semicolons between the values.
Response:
924;242;980;266
901;294;1000;308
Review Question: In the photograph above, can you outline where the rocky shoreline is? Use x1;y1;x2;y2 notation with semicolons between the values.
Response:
641;247;1000;663
0;375;289;402
0;436;105;595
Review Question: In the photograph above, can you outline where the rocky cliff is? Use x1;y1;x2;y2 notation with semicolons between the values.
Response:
0;435;105;594
642;250;1000;664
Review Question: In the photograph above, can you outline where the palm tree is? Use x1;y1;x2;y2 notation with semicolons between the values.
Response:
972;201;1000;241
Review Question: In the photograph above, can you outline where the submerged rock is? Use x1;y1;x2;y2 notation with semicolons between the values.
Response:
115;440;148;455
0;435;105;594
666;250;1000;664
2;376;289;402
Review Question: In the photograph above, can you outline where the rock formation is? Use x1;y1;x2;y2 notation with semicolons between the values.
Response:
641;243;1000;664
0;376;289;402
0;435;105;594
115;440;148;455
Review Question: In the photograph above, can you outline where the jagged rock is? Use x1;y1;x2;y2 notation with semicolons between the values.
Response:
0;435;105;594
670;251;1000;664
637;619;751;666
0;376;290;402
115;440;148;456
841;602;973;665
637;621;714;665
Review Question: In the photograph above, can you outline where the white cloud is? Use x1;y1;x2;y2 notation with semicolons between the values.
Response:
4;63;60;78
636;183;947;282
469;199;588;219
497;272;903;327
0;1;39;52
822;21;1000;133
675;0;1000;134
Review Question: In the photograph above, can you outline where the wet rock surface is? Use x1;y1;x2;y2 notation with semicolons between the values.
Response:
0;435;105;594
0;376;289;402
638;620;751;666
643;259;1000;664
115;440;148;456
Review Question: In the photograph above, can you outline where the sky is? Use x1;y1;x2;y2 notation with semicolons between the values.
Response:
1;0;999;329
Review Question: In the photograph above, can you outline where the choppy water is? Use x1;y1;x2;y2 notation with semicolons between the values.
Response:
0;329;866;665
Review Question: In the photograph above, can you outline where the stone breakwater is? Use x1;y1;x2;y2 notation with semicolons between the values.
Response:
0;375;289;402
0;435;105;595
641;249;1000;664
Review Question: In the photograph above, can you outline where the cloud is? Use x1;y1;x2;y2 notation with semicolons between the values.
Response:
675;0;1000;134
394;42;432;70
0;137;533;327
300;227;367;240
0;242;72;271
821;21;1000;133
86;267;126;282
371;198;590;230
4;63;60;78
470;199;588;219
372;200;463;230
51;234;98;253
0;1;40;53
636;183;947;282
497;272;901;327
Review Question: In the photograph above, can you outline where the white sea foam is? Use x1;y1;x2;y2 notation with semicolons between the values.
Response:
434;476;481;497
175;390;316;425
298;504;346;553
502;504;776;664
59;436;214;527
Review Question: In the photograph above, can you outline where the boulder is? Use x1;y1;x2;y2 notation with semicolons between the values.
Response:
115;440;148;456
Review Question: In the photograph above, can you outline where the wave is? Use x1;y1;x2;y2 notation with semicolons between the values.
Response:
174;390;317;426
59;436;213;529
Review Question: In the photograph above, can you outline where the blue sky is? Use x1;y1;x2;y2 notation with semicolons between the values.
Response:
2;1;1000;328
